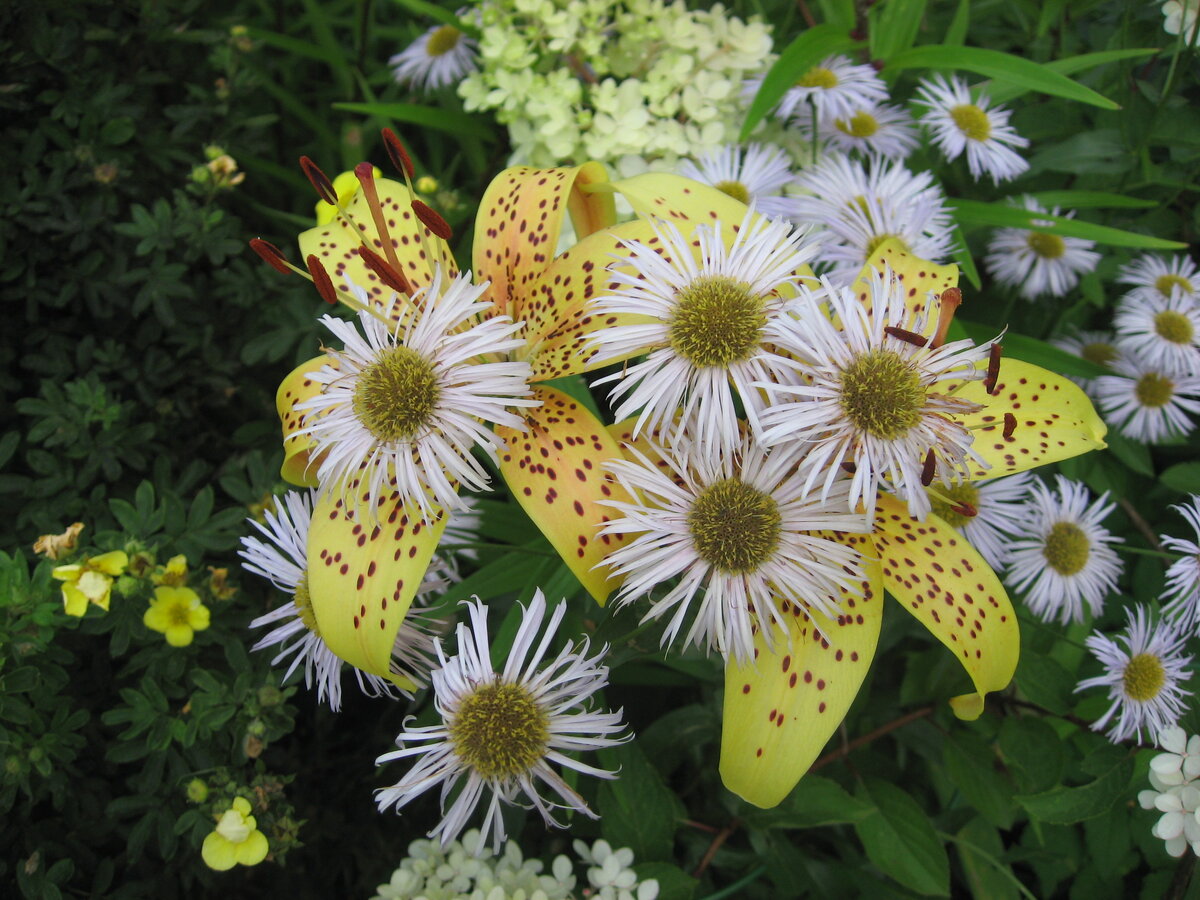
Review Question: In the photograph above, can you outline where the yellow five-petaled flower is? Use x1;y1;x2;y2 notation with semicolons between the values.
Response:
51;550;128;617
201;797;269;871
143;586;211;647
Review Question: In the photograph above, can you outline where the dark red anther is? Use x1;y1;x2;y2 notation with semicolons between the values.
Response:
1003;412;1017;440
949;501;978;519
306;254;338;305
299;156;337;205
983;343;1003;395
381;128;415;179
884;325;929;348
249;238;291;274
920;449;936;486
357;245;412;295
840;461;857;475
411;200;452;240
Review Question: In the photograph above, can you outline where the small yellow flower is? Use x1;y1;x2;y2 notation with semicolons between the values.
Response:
201;797;269;871
207;566;238;601
152;555;189;587
51;551;128;617
143;586;210;647
33;522;84;560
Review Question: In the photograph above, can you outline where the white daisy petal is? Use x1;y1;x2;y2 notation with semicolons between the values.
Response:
1092;356;1200;444
389;21;479;93
1113;289;1200;376
1161;496;1200;633
984;196;1100;300
913;74;1029;184
677;142;797;220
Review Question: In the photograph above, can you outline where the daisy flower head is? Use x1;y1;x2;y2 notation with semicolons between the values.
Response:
586;208;820;458
984;196;1100;300
239;490;442;710
298;267;538;522
758;269;993;522
799;103;920;162
1076;605;1192;743
1004;475;1124;625
1119;253;1200;304
1051;329;1123;373
375;591;628;854
927;470;1034;571
676;142;797;220
1113;290;1200;376
789;154;954;285
389;20;479;93
598;434;870;663
913;74;1030;184
759;54;889;124
1092;356;1200;444
1161;496;1200;634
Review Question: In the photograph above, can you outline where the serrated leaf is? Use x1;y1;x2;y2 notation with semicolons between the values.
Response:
1015;754;1134;824
597;742;681;863
998;716;1065;794
743;775;875;830
954;818;1021;900
943;731;1016;829
855;779;950;896
1014;649;1075;715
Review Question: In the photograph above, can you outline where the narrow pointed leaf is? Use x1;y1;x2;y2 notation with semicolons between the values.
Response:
277;356;334;487
495;386;635;605
873;493;1018;719
721;547;883;808
306;489;447;680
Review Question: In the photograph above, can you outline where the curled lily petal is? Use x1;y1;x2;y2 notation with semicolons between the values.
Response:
720;543;883;808
849;240;959;333
872;493;1019;721
277;356;335;487
495;387;634;605
306;488;446;684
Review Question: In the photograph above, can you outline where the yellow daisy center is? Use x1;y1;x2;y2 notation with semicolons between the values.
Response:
1135;372;1175;408
426;25;462;57
929;483;981;529
1156;273;1194;298
798;66;839;89
1122;652;1166;702
1026;232;1065;260
840;349;925;440
949;104;992;141
1154;310;1195;345
1042;521;1090;576
450;680;550;779
835;111;880;138
688;478;782;574
293;576;319;636
669;276;766;368
353;346;440;442
713;180;751;204
1080;341;1117;366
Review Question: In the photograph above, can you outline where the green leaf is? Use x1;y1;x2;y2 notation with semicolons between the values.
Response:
1014;649;1075;716
332;102;494;138
881;45;1118;109
743;774;875;830
1028;130;1131;177
739;26;859;141
987;49;1161;104
952;818;1025;900
1104;431;1154;477
855;779;950;896
869;0;928;61
942;731;1016;829
389;0;479;35
944;0;970;46
813;0;856;30
632;862;697;900
998;716;1065;794
950;199;1186;250
1161;462;1200;494
100;117;136;146
1028;190;1157;210
1015;753;1134;824
597;742;681;863
2;667;40;693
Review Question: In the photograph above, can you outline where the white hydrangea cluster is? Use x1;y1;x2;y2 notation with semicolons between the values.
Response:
458;0;776;173
573;839;660;900
371;830;575;900
1139;727;1200;858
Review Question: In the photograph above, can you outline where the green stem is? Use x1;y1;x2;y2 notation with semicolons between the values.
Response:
938;831;1038;900
697;865;768;900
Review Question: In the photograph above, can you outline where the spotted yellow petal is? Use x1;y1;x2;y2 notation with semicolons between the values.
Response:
610;172;752;227
872;493;1018;720
277;356;337;487
306;489;446;684
849;239;959;332
956;358;1107;480
495;387;634;605
472;163;615;329
720;539;883;809
298;176;457;315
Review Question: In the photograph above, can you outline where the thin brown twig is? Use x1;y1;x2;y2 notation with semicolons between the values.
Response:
1118;495;1164;551
692;818;741;879
682;818;720;834
810;706;935;772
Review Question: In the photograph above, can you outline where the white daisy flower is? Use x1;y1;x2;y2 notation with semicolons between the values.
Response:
983;196;1101;300
677;142;797;220
1092;357;1200;444
788;154;954;285
239;490;442;710
375;591;628;854
1076;605;1192;743
1113;290;1200;376
758;269;992;522
587;209;820;458
1162;496;1200;634
389;22;479;93
1051;330;1123;372
927;471;1034;571
1004;475;1124;625
799;103;920;161
913;74;1030;184
1118;253;1200;304
298;268;537;521
748;54;889;125
598;434;870;663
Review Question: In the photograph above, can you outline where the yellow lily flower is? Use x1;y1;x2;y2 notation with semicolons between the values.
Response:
51;550;128;617
718;242;1108;808
201;797;269;871
143;586;211;647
